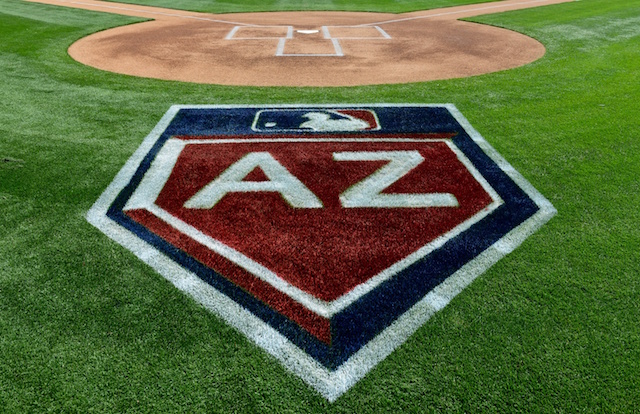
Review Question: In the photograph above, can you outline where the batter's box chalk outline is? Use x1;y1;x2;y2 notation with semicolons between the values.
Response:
323;25;391;40
225;25;294;40
225;25;391;57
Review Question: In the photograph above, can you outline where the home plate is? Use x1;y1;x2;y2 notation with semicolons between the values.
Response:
297;29;320;34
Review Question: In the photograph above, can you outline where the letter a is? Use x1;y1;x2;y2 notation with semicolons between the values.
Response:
184;152;323;209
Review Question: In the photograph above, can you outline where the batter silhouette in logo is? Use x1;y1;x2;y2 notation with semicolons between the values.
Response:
299;111;370;131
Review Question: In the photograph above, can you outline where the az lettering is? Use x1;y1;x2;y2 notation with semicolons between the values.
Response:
184;151;458;209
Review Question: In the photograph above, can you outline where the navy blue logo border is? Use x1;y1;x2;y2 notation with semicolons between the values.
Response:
87;104;556;401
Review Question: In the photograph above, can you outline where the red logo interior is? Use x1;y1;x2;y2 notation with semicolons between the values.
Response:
141;139;494;302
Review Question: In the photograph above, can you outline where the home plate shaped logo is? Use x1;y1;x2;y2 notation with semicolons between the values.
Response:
87;104;556;401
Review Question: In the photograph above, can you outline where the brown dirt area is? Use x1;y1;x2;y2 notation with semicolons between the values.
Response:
27;0;574;86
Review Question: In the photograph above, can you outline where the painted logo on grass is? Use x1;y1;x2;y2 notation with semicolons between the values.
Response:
87;104;556;401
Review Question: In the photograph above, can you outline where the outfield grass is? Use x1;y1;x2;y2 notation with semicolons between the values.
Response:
1;0;639;412
100;0;498;13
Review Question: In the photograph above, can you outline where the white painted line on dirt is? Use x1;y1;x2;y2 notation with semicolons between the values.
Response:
276;34;344;57
225;26;240;40
359;0;574;26
320;25;392;40
275;38;286;56
227;25;293;40
322;26;332;39
55;0;259;26
375;26;392;39
332;38;344;56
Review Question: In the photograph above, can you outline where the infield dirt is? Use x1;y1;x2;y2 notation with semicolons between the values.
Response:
28;0;574;86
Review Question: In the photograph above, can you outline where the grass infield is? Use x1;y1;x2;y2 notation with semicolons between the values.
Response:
1;0;639;412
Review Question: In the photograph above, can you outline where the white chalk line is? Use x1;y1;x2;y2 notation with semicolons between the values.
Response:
229;25;390;57
357;0;574;27
36;0;573;30
38;0;258;26
36;0;572;59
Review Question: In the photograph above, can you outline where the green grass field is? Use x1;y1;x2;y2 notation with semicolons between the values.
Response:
100;0;498;13
1;0;639;412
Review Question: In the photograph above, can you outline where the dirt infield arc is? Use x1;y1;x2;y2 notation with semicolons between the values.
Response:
28;0;574;86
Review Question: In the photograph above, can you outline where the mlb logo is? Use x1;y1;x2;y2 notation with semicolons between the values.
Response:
88;104;555;401
252;109;380;132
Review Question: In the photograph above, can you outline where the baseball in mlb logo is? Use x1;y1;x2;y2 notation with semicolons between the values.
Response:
87;104;555;401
